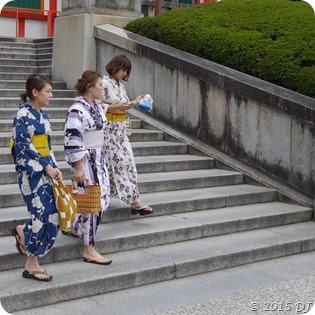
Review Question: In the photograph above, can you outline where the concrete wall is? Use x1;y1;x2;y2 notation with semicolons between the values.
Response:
0;17;15;37
95;24;315;198
25;20;47;38
52;14;136;88
52;0;143;87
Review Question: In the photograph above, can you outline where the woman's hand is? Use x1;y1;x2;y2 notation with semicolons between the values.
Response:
134;95;144;104
109;102;133;112
73;160;85;183
45;165;63;181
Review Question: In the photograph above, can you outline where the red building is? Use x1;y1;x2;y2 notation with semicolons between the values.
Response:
0;0;61;38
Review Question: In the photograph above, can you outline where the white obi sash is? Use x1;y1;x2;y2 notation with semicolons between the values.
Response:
84;130;104;149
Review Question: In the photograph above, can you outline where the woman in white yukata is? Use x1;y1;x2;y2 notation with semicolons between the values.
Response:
64;70;111;265
11;74;63;281
102;54;153;216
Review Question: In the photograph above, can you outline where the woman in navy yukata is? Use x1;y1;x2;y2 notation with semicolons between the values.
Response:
11;74;63;282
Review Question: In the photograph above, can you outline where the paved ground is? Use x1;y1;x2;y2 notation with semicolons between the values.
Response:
6;251;315;315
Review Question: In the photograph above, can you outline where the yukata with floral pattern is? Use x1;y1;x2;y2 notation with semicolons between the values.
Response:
64;96;110;246
102;75;140;206
11;103;59;257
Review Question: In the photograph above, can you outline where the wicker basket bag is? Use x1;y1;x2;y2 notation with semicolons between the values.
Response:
66;178;101;214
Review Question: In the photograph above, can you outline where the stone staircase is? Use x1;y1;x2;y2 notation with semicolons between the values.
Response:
0;38;314;314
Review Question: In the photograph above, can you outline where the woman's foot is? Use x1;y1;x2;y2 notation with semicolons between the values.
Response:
131;202;153;216
22;270;53;282
12;225;26;255
83;246;112;265
24;257;53;281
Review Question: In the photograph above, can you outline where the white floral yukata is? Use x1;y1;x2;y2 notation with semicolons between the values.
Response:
64;96;110;246
102;76;140;206
11;103;59;257
102;76;139;205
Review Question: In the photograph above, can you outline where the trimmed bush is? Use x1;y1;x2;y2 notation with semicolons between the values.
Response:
125;0;315;98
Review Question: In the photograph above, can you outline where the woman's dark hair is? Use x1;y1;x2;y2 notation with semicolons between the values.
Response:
105;54;132;81
75;70;101;95
20;74;52;103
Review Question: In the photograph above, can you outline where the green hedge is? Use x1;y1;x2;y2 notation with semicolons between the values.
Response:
125;0;315;98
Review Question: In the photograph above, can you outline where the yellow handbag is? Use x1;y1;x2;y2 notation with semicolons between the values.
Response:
52;180;77;230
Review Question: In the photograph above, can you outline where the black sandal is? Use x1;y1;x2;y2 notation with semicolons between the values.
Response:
11;228;26;255
131;206;154;216
61;229;79;238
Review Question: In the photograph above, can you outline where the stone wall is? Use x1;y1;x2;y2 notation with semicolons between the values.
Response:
95;24;315;198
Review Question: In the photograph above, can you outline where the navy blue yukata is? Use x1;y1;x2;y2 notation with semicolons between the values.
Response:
11;103;59;257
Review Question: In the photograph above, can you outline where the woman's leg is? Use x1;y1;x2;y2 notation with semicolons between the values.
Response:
14;224;53;281
73;213;111;264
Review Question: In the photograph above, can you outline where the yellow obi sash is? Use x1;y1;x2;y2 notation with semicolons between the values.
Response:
106;109;126;122
10;134;50;157
31;134;50;157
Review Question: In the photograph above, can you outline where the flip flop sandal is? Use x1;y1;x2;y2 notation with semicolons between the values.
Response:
11;228;26;255
131;206;154;216
83;257;112;265
22;270;53;282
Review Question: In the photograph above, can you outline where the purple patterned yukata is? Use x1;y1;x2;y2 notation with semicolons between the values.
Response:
64;96;109;246
102;76;140;206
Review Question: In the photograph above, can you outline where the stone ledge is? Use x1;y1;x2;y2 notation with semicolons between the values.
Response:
95;24;315;126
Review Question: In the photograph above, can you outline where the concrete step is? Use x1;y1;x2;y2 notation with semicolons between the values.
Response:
1;221;314;313
0;72;51;81
0;52;51;60
104;183;278;222
134;154;215;173
0;46;35;54
36;47;53;54
0;117;142;132
0;65;51;73
0;154;213;184
0;96;71;107
0;80;66;89
0;46;52;55
0;105;72;119
36;53;53;60
0;38;36;43
0;41;36;49
2;165;226;194
0;40;52;49
0;141;190;164
35;42;53;49
138;169;245;193
0;181;278;212
0;128;166;147
0;202;313;267
12;251;315;315
0;88;74;98
0;197;311;238
0;58;52;66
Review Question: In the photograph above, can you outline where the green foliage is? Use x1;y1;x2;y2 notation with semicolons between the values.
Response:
124;0;315;98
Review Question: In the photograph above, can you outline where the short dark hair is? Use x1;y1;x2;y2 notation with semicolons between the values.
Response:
105;54;132;81
75;70;101;95
20;74;52;103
